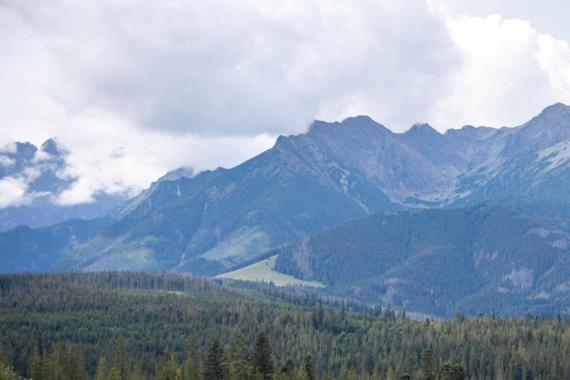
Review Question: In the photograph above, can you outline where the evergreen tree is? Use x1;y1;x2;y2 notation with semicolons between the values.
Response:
280;359;295;379
229;335;250;380
204;339;225;380
419;349;434;380
157;354;180;380
112;338;128;380
440;363;466;380
28;344;42;380
253;333;274;380
95;356;109;380
183;332;201;380
0;363;19;380
109;367;122;380
304;355;315;380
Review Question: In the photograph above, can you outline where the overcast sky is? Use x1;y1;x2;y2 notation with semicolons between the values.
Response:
1;0;570;205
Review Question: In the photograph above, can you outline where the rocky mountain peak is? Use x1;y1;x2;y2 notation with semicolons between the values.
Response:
526;102;570;129
40;138;64;156
502;102;570;155
307;115;390;139
13;142;37;161
538;102;570;117
404;123;441;137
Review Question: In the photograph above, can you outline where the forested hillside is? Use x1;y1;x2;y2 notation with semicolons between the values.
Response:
1;273;570;379
273;204;570;317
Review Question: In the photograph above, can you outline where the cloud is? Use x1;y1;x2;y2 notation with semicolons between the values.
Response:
0;0;459;136
1;0;570;207
0;155;15;167
536;35;570;100
0;177;29;208
429;1;570;129
51;113;276;205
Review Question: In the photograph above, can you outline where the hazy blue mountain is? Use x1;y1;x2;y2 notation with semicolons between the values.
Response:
0;218;111;273
3;103;570;277
273;204;570;316
0;139;126;231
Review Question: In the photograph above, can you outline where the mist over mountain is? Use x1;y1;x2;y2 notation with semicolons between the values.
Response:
0;139;126;231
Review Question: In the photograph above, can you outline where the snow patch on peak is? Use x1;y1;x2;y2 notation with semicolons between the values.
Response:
537;140;570;172
503;268;534;291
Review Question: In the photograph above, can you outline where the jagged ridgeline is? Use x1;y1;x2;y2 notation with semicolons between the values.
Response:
1;272;570;379
3;104;570;277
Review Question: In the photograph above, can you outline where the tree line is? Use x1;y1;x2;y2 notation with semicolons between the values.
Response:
1;333;465;380
1;272;569;379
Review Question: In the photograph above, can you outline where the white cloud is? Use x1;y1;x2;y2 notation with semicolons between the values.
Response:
429;1;570;129
0;0;458;136
52;112;277;205
0;177;30;208
1;0;570;207
536;35;570;100
0;143;17;155
0;155;15;167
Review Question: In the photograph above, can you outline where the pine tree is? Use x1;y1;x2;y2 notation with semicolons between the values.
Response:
109;367;122;380
229;335;250;380
96;356;109;380
253;333;274;380
0;363;19;380
419;349;434;380
112;339;128;380
204;339;225;380
157;354;180;380
304;355;315;380
183;332;201;380
28;344;42;380
440;363;466;380
280;359;295;379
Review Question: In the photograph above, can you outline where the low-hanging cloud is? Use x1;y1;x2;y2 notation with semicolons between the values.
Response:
0;177;29;208
1;0;460;136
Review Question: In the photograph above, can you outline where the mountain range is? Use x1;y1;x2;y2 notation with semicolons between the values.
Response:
2;103;570;316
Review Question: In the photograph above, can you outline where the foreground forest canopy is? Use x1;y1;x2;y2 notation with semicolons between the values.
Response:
1;273;570;380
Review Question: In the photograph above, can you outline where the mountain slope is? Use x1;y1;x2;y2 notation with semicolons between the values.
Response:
272;204;570;316
72;120;402;274
0;217;111;273
456;103;570;218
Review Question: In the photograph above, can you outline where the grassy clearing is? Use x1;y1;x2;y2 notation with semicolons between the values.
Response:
216;255;325;288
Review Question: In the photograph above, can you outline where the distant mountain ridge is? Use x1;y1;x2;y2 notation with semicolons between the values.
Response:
0;139;126;231
3;103;570;277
